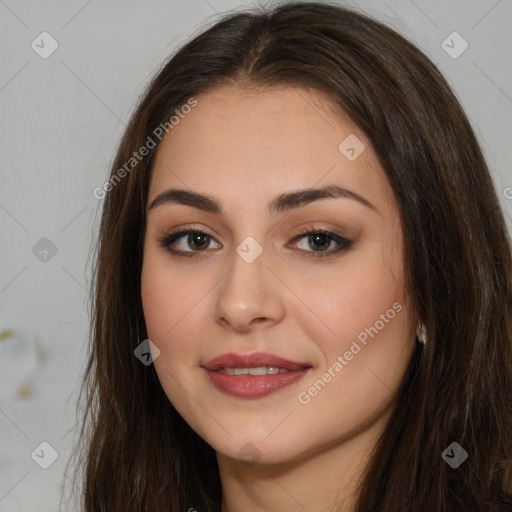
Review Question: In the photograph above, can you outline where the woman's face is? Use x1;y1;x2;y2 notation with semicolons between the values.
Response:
141;84;416;465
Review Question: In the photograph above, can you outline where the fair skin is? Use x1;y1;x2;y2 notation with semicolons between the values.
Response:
141;84;417;512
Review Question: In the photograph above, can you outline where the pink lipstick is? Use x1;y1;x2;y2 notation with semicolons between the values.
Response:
201;352;312;398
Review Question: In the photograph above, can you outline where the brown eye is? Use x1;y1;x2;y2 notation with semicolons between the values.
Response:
158;226;352;259
291;228;353;258
159;228;221;257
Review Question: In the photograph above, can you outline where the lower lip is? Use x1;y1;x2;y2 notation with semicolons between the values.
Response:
203;368;311;398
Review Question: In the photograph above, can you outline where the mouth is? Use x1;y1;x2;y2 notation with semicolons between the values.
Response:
201;352;313;398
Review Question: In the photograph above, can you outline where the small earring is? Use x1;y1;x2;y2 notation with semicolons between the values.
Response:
416;322;427;346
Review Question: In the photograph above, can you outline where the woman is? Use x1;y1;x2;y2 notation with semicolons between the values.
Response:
67;2;512;511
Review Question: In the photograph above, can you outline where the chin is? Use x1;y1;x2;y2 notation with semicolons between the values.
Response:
208;431;309;467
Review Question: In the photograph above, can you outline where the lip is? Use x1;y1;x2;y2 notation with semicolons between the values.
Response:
202;351;311;371
201;352;312;399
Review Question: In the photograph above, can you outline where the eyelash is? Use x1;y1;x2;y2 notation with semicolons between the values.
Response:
158;225;353;259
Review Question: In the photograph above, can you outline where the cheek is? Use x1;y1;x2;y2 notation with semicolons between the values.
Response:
140;247;214;403
294;258;412;440
140;248;210;344
140;251;205;416
297;243;408;358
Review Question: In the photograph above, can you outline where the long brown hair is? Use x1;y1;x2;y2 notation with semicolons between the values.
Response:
64;2;512;510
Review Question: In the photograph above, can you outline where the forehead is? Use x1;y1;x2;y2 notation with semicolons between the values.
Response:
149;84;394;215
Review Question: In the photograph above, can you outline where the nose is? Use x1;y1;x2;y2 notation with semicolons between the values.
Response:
212;245;285;332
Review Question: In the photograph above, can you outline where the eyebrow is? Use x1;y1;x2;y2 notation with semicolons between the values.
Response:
147;184;379;215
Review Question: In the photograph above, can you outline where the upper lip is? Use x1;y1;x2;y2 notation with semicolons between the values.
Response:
202;352;312;371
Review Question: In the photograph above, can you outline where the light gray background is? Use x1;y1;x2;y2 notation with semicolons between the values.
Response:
0;0;511;510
